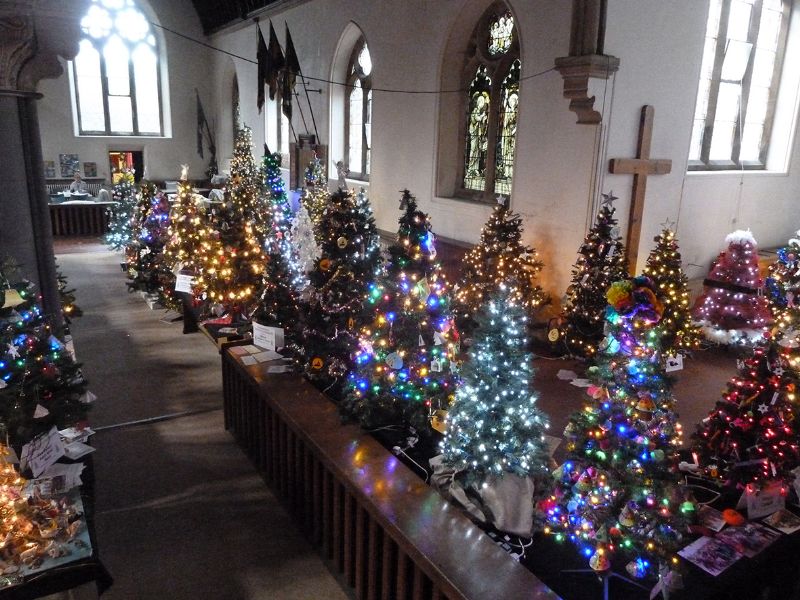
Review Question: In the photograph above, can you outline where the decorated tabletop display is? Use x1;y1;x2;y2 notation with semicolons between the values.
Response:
0;275;89;446
693;305;800;493
544;277;693;580
453;195;548;340
104;168;137;251
438;284;550;535
344;190;458;436
558;195;628;359
195;127;268;318
299;188;381;398
0;444;89;583
692;230;772;346
765;231;800;317
642;227;701;356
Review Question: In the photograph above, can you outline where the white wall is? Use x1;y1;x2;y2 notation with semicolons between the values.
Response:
604;0;800;280
37;0;215;183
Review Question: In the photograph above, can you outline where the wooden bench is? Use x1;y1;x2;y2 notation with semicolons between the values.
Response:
221;348;557;600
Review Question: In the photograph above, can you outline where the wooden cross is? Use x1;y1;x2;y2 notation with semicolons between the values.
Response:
609;105;672;274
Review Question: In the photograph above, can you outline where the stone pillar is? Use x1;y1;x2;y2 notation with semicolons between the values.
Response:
554;0;620;125
0;0;89;324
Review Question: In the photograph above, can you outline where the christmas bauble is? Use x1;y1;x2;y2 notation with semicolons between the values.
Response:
337;236;348;249
310;357;324;371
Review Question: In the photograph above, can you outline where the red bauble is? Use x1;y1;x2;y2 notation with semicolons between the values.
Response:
40;364;59;379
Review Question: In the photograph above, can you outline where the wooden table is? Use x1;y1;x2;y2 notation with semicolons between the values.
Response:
49;201;115;236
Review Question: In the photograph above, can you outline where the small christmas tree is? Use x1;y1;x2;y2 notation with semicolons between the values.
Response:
692;230;772;345
692;310;800;491
55;262;82;326
164;168;211;281
0;276;89;446
544;277;692;579
441;284;550;486
299;189;382;397
642;228;701;356
252;152;301;333
344;190;458;435
290;204;321;286
453;196;548;339
559;200;628;359
104;169;138;250
128;181;176;305
302;155;330;242
766;231;800;316
196;127;267;315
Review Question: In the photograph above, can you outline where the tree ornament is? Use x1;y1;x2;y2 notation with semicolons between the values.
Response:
337;236;348;249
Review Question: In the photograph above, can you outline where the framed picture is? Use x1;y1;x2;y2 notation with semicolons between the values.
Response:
83;162;97;177
59;154;80;178
43;160;56;178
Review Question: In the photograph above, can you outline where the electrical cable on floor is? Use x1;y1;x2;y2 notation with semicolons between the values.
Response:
94;407;222;432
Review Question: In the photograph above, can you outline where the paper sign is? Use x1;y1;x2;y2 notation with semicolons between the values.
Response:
665;353;684;372
174;274;195;293
252;350;283;363
253;322;284;351
241;355;257;366
21;427;65;478
746;481;785;519
63;441;95;460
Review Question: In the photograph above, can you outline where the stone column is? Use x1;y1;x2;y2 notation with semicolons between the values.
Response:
0;0;89;324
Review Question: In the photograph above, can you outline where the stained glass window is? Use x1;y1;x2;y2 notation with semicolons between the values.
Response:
459;5;519;199
463;67;492;191
495;59;520;195
488;12;514;56
345;37;372;180
71;0;165;136
689;0;789;169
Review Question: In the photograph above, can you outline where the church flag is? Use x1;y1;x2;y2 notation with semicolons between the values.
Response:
267;21;285;101
282;24;301;121
256;25;268;112
196;90;205;158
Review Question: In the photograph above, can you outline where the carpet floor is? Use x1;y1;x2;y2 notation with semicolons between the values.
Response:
56;244;349;600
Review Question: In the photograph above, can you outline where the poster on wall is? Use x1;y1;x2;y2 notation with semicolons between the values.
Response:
83;162;97;177
43;161;56;178
59;154;79;178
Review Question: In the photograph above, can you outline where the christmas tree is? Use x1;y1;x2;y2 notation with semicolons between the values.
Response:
441;284;550;486
55;262;82;326
692;309;800;491
195;127;267;315
299;189;382;397
290;204;321;287
642;228;701;356
0;276;89;446
252;152;301;332
302;155;330;242
559;200;628;359
164;168;212;285
692;230;772;345
766;231;800;316
343;190;458;435
544;277;692;578
453;196;548;339
104;168;138;251
127;181;176;306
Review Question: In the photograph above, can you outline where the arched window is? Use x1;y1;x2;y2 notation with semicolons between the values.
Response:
345;37;372;181
689;0;790;169
265;95;290;164
460;5;520;198
70;0;166;136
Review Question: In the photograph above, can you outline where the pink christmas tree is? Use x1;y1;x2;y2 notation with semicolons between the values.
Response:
692;230;772;345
